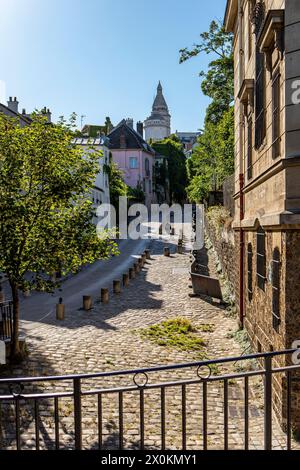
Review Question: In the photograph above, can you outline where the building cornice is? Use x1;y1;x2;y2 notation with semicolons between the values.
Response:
224;0;238;33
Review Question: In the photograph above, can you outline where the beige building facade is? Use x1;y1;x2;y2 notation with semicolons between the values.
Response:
225;0;300;428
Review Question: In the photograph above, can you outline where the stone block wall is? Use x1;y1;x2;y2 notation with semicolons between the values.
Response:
205;208;237;302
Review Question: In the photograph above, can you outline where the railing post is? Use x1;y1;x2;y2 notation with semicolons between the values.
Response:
73;378;82;450
264;355;272;450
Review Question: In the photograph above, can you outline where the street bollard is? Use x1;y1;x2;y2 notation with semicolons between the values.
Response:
113;280;121;294
56;298;65;321
134;262;140;274
164;246;170;257
123;273;129;287
129;267;135;279
145;249;151;260
177;244;183;254
83;295;92;311
101;288;109;303
171;227;175;236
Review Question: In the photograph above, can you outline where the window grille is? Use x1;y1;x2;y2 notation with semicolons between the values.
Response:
247;117;253;180
256;226;266;290
272;248;280;329
247;243;253;302
272;69;281;158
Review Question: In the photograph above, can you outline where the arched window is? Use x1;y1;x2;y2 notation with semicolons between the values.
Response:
256;226;266;290
247;243;253;302
272;247;280;329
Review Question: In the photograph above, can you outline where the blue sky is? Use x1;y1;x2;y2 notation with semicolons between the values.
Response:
1;0;227;132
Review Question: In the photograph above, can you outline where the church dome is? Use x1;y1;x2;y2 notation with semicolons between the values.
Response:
144;81;171;142
152;81;169;111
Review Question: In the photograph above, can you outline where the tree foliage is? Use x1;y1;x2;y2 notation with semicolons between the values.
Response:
180;20;235;203
106;155;128;209
152;135;187;203
0;113;118;358
186;107;234;203
180;20;234;125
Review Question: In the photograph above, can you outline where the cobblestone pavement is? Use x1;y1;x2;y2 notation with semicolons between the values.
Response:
0;238;297;450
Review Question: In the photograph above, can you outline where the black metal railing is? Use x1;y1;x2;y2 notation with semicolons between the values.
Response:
0;349;299;450
0;300;13;342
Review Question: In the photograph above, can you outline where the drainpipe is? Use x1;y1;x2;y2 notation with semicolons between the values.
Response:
238;0;245;328
239;173;245;328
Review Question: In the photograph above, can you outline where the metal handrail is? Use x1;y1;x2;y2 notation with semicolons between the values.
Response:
0;348;297;384
1;349;299;451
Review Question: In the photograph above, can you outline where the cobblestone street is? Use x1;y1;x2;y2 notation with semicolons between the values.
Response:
0;239;296;450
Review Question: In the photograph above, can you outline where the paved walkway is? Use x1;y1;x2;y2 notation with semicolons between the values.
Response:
0;238;296;450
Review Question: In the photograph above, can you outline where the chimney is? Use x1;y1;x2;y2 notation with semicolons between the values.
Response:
42;106;52;123
125;118;133;129
7;96;19;114
120;132;127;149
136;121;143;137
46;108;52;123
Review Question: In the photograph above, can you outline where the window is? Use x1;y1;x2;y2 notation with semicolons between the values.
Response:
253;2;266;149
256;226;266;290
248;1;254;59
272;69;281;158
247;243;253;302
129;157;138;169
247;117;253;180
272;248;280;329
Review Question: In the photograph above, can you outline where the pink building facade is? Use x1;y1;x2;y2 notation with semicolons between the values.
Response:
108;120;156;208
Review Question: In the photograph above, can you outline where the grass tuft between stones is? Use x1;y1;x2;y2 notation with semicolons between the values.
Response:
138;318;207;356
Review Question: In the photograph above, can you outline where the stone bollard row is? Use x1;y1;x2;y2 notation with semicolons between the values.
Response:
58;249;154;319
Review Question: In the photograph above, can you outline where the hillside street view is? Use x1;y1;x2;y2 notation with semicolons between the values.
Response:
1;0;300;461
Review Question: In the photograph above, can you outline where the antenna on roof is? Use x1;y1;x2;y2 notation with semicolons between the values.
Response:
80;115;86;129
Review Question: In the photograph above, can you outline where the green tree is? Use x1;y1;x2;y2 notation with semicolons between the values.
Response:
127;184;145;204
0;113;118;359
180;20;234;125
152;135;187;203
186;107;234;203
105;155;128;209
